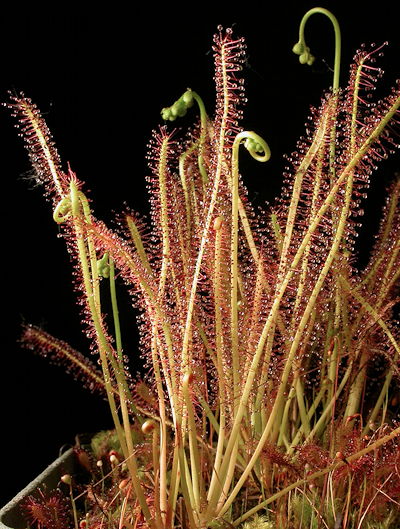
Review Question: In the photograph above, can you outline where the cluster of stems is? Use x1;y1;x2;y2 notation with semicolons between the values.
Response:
14;9;400;529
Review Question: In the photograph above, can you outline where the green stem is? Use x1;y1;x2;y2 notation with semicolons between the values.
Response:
192;91;209;184
109;259;123;360
161;89;209;184
205;132;270;515
67;482;79;529
69;182;154;527
183;374;202;511
207;217;227;503
294;7;341;92
231;131;270;407
150;332;169;525
126;215;153;275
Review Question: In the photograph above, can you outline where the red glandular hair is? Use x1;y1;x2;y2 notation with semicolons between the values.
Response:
22;488;72;529
7;94;69;201
20;324;109;397
212;26;246;153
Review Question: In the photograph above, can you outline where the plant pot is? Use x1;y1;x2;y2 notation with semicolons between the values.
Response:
0;448;75;529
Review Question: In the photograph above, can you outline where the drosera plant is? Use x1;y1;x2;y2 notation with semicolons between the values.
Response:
8;7;400;529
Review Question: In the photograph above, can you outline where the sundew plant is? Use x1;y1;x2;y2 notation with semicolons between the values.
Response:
10;8;400;529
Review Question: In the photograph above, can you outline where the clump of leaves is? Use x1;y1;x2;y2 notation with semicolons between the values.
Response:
22;489;71;529
9;8;400;529
240;514;275;529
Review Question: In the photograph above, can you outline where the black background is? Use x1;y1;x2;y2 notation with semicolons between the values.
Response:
1;3;399;506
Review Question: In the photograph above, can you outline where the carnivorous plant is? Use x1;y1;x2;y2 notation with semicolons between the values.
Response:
9;8;400;529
